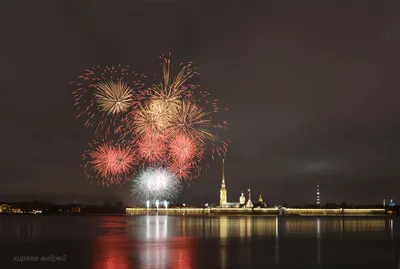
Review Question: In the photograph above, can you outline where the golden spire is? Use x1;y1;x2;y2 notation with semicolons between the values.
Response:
222;158;225;186
220;159;227;207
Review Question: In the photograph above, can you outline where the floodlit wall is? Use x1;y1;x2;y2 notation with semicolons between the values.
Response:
284;208;385;215
126;207;385;215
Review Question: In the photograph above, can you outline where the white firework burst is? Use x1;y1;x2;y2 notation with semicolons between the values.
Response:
131;167;182;204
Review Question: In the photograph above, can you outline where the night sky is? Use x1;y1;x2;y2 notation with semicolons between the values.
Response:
2;2;400;206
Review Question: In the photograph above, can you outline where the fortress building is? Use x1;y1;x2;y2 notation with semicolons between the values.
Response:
246;189;253;208
239;192;246;206
254;194;267;208
219;159;227;207
219;159;241;208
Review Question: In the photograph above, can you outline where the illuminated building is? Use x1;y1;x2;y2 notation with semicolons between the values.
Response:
10;208;23;214
0;203;10;213
219;159;227;207
31;210;42;214
245;189;253;208
254;194;267;208
72;207;81;213
239;192;245;206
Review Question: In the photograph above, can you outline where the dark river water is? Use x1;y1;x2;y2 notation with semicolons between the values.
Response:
0;215;398;269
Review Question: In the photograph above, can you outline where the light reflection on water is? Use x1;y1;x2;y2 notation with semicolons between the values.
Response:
0;215;398;269
129;215;391;239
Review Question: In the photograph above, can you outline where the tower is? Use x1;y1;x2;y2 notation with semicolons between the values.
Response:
246;188;253;208
219;159;227;207
239;192;245;205
316;181;320;207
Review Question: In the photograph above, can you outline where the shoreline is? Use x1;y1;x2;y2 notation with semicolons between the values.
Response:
126;207;387;216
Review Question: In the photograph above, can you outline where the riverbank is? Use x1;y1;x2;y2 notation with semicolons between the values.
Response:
125;207;386;216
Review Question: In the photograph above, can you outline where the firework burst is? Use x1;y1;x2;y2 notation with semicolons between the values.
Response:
152;54;198;103
72;65;146;137
73;54;229;188
169;134;198;163
137;133;167;164
83;141;136;186
168;160;192;181
94;80;134;115
132;99;175;136
169;101;216;143
131;167;182;203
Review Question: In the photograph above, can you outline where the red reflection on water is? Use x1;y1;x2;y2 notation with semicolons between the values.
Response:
93;235;132;269
92;217;132;269
92;216;194;269
166;237;193;269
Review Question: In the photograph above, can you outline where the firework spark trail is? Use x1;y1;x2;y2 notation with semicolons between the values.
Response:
131;167;182;203
72;65;146;137
152;54;198;102
168;101;216;143
83;141;136;186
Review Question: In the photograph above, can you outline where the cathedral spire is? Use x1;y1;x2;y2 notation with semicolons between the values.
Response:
220;159;227;207
222;159;225;186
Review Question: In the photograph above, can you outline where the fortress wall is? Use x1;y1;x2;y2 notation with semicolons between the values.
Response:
285;208;385;215
126;207;385;215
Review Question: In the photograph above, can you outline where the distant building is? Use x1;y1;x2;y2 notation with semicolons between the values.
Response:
239;192;246;206
0;204;10;213
219;159;228;207
254;194;267;208
245;189;253;208
31;210;42;214
71;207;81;213
10;208;23;214
219;160;243;208
224;202;241;208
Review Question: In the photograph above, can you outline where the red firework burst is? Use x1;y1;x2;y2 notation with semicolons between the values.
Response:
137;133;167;164
168;160;192;181
83;141;136;186
169;134;197;163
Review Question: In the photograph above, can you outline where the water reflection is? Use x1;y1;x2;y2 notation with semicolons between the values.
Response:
0;215;397;269
390;219;394;239
317;218;321;268
127;216;391;268
92;235;131;269
138;215;193;269
93;216;132;269
275;216;279;265
0;215;390;240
